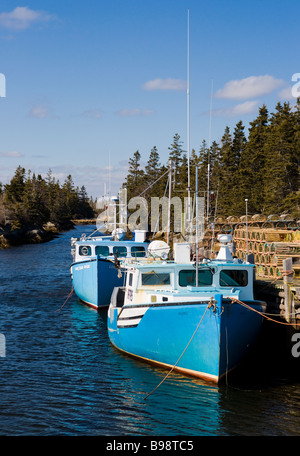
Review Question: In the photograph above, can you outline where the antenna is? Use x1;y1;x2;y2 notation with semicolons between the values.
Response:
207;79;213;223
245;198;249;261
187;9;191;236
108;151;111;197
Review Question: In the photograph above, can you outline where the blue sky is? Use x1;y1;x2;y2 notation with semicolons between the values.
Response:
0;0;299;198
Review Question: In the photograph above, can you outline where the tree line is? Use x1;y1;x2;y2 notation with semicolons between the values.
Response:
0;167;95;229
122;100;300;221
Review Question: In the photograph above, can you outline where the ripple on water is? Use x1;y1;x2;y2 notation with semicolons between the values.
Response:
1;226;300;436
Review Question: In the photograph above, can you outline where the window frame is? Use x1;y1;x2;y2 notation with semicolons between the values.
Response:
79;245;92;256
178;268;213;287
95;245;110;257
131;246;146;258
219;269;248;287
113;246;127;257
141;271;171;286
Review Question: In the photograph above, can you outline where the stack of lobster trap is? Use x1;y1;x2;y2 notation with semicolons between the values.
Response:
233;227;300;279
201;214;300;281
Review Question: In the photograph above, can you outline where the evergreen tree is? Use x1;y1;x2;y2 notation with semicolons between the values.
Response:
263;102;298;213
230;121;247;214
168;133;184;193
23;172;50;225
238;105;269;214
195;140;210;193
145;146;161;184
217;126;234;215
2;166;94;228
123;150;145;199
4;165;26;203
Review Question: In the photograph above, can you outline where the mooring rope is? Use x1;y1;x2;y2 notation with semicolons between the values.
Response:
55;285;74;312
143;294;300;398
231;297;299;327
144;301;213;400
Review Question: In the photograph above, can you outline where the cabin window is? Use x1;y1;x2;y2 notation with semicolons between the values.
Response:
141;272;170;286
220;270;248;287
79;245;91;256
113;246;127;257
131;246;146;258
179;269;213;287
95;245;109;257
128;273;133;287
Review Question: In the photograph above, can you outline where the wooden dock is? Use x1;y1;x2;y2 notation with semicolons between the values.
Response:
201;217;300;327
254;263;300;329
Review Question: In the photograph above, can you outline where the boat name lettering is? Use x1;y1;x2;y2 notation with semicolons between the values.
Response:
75;265;90;271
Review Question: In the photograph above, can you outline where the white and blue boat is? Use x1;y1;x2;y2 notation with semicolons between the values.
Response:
107;235;266;383
70;229;149;310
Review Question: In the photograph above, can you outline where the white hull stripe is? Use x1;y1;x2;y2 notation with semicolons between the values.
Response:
117;306;149;328
115;299;265;328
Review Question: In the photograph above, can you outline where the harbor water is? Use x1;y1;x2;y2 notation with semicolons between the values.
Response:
0;225;300;437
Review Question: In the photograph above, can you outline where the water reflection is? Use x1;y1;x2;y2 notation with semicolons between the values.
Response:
67;300;223;435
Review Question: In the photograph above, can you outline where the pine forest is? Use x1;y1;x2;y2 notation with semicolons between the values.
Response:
122;101;300;222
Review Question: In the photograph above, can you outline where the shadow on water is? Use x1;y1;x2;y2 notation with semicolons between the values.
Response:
226;319;300;390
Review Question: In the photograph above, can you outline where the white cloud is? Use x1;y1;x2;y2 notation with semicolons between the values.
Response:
28;104;58;119
215;75;285;100
0;6;55;31
29;105;49;118
278;85;295;101
116;108;155;117
81;109;103;119
213;100;259;117
142;78;186;91
0;150;23;157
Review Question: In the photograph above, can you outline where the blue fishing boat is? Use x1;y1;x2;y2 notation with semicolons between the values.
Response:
70;229;149;310
107;235;266;383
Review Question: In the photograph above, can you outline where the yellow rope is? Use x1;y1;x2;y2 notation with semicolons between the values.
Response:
143;295;300;398
55;286;74;312
230;297;300;327
144;301;212;400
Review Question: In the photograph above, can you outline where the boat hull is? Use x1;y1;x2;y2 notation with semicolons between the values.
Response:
107;294;266;383
71;257;123;309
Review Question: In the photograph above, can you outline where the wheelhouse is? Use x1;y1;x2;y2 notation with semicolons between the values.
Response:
74;241;147;263
122;260;255;306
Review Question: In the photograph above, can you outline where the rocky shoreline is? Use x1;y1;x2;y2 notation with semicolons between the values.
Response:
0;220;75;249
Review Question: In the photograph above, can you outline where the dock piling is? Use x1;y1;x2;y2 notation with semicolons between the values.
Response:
283;258;294;324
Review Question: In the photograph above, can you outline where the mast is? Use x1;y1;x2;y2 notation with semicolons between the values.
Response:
195;164;199;286
167;160;173;245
